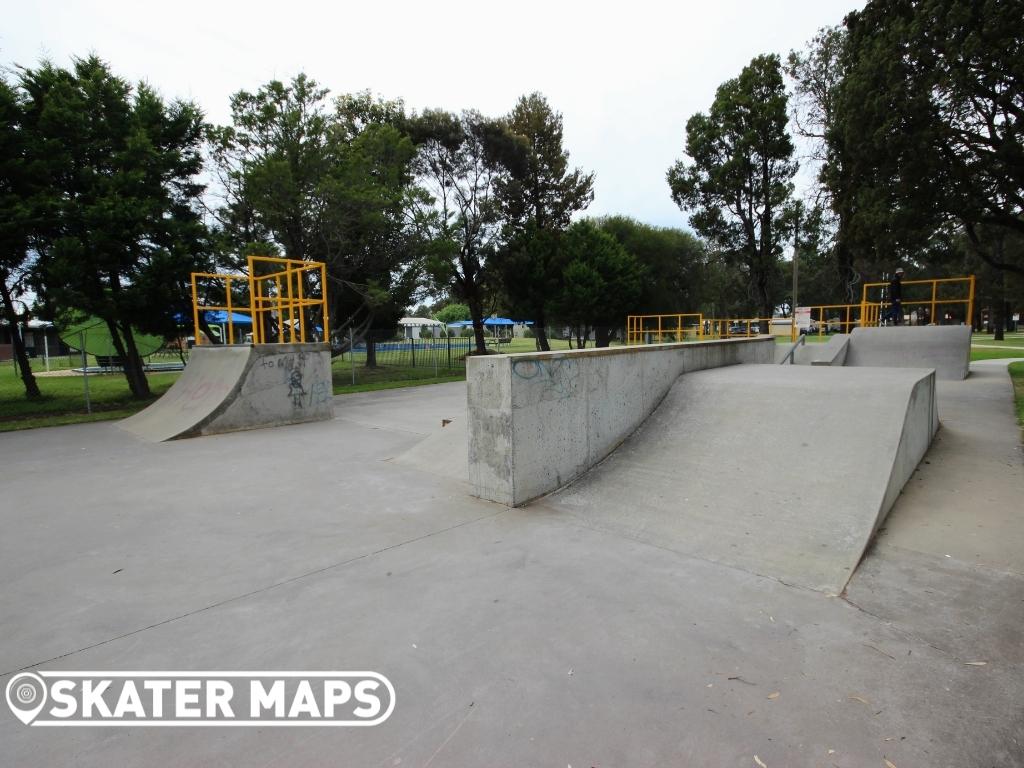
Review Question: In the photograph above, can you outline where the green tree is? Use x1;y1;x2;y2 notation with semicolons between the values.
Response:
210;78;424;348
668;54;797;327
552;221;643;347
0;75;41;399
495;224;564;347
786;26;861;301
829;0;1024;290
493;93;594;351
434;302;471;324
20;56;209;399
413;110;519;354
596;216;705;314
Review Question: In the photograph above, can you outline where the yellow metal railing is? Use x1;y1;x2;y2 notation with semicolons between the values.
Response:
860;275;975;327
190;255;329;346
703;318;774;338
626;313;704;345
625;276;975;346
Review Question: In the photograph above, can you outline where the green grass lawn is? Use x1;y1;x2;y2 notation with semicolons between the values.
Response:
970;333;1024;348
970;347;1024;361
1010;362;1024;428
0;369;180;432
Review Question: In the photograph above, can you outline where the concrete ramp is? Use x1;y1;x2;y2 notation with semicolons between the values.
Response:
540;365;938;594
847;326;970;379
121;343;333;441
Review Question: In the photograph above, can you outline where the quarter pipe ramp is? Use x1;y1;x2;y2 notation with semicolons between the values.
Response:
120;343;333;441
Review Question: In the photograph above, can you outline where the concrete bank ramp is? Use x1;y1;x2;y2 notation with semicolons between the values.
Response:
846;325;970;379
120;343;333;441
540;364;938;594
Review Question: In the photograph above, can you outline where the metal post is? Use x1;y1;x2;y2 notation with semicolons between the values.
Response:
191;273;201;345
968;275;976;327
247;256;260;344
80;331;91;414
43;330;50;372
349;327;355;386
791;241;799;343
297;267;307;343
226;276;235;344
930;280;937;326
433;331;438;378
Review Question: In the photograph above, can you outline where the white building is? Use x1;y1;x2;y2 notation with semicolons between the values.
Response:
398;317;443;339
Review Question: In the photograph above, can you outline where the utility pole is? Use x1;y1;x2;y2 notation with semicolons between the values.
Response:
791;205;801;343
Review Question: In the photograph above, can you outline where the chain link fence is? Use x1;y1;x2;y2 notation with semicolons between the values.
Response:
332;329;475;390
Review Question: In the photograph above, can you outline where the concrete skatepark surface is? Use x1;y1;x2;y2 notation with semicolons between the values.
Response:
120;342;333;441
540;365;938;594
1;363;1022;765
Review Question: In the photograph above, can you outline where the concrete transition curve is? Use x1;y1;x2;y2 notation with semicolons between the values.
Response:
538;364;938;595
845;325;971;380
120;343;333;441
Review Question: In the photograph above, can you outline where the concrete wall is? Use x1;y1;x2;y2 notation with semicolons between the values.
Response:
846;326;971;380
467;338;775;506
876;369;939;540
204;343;333;437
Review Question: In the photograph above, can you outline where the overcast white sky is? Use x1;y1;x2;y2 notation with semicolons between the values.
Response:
4;0;862;229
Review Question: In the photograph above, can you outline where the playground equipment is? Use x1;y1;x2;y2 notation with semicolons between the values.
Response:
121;257;333;441
190;256;329;345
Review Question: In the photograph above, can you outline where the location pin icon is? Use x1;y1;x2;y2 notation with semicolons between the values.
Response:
6;673;47;725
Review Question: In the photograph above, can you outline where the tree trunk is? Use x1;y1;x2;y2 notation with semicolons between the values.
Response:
472;321;487;354
757;278;773;334
103;317;149;400
992;237;1007;340
594;325;611;348
119;322;152;399
0;272;41;399
365;333;377;368
993;268;1006;341
467;294;488;355
197;313;221;345
533;310;551;352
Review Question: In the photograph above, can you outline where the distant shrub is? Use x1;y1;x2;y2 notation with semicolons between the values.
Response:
523;328;535;338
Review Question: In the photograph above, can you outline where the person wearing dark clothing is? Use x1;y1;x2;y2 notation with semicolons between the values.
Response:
885;268;904;325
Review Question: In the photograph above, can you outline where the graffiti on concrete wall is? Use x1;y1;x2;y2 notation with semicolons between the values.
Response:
512;358;579;401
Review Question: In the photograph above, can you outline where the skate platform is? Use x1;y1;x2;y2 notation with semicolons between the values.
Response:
120;343;333;441
845;325;971;379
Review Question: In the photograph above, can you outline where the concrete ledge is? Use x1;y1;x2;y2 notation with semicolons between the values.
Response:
467;338;775;506
846;326;970;380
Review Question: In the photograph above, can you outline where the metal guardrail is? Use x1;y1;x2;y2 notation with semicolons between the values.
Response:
626;276;976;346
860;275;975;328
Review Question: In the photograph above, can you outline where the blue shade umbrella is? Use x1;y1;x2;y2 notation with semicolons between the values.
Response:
445;318;532;327
203;311;254;325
